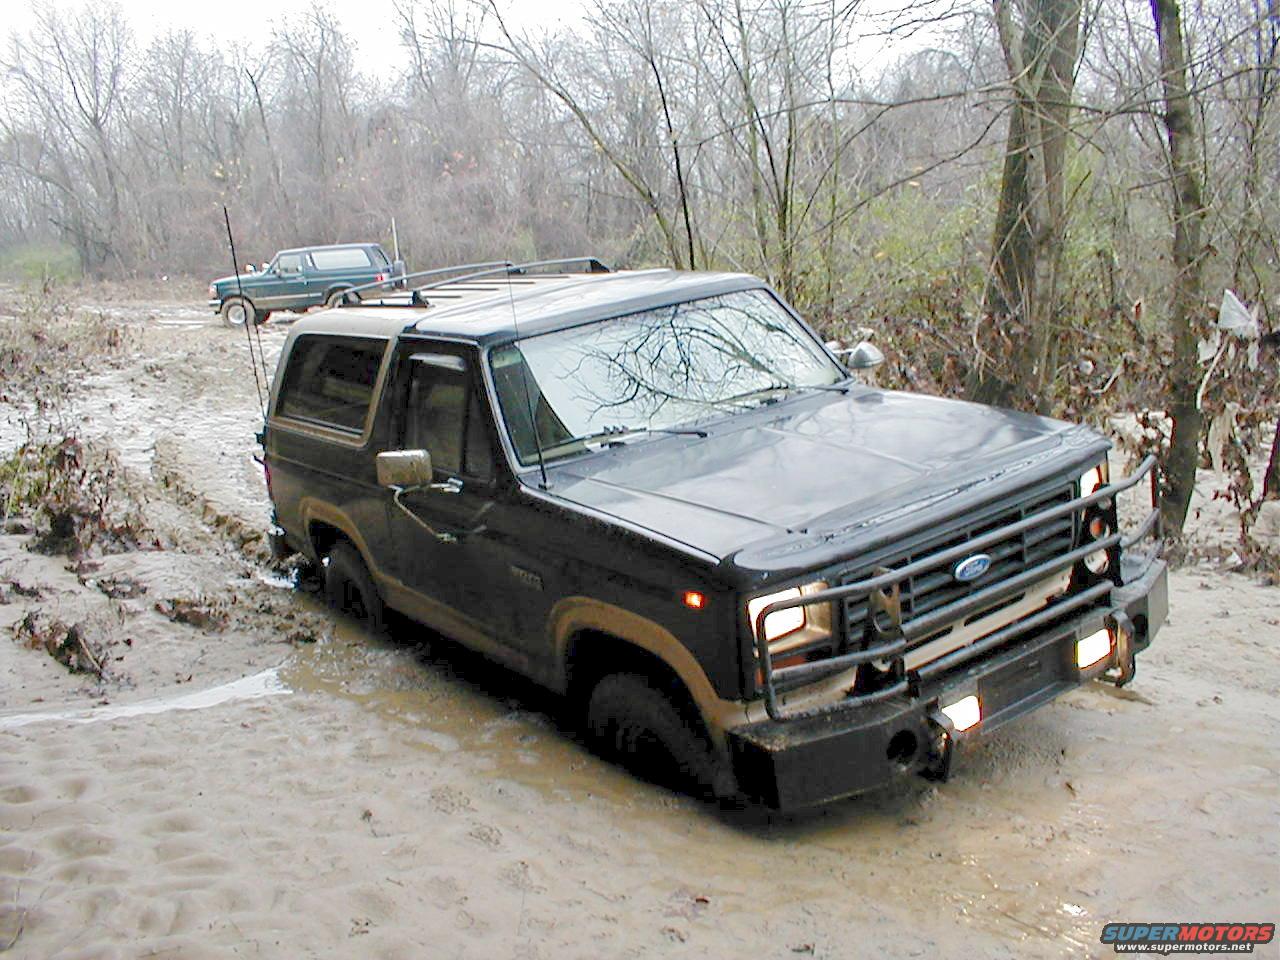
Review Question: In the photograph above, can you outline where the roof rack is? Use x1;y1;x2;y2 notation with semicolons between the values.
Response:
334;256;612;307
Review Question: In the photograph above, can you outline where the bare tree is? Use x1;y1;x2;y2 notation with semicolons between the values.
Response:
2;4;132;269
1149;0;1208;535
975;0;1083;409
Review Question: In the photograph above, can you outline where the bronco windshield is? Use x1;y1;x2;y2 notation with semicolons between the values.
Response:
489;288;843;466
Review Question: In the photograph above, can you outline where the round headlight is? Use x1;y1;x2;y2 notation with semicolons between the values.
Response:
1084;548;1110;574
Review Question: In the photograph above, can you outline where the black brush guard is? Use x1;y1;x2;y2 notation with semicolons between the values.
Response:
751;456;1160;723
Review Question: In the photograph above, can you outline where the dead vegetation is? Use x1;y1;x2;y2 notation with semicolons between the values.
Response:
0;434;155;559
12;611;106;678
0;284;138;412
153;596;231;632
152;592;328;645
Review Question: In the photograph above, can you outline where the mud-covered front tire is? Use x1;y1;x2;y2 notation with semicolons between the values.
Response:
586;672;735;801
220;296;252;328
323;542;384;633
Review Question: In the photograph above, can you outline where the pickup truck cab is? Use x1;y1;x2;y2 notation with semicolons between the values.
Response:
208;242;404;327
260;258;1167;808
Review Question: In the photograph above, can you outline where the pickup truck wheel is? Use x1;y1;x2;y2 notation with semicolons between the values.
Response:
323;542;384;633
587;672;733;801
220;297;251;328
326;288;359;308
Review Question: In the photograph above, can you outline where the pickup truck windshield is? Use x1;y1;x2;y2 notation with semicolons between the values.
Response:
490;288;843;465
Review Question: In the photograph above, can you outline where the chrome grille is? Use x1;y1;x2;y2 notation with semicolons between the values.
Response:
843;481;1078;648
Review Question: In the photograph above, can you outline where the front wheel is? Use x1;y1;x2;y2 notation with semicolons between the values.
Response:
220;296;252;328
586;672;735;801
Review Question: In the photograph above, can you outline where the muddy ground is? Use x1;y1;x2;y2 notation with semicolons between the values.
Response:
0;287;1276;959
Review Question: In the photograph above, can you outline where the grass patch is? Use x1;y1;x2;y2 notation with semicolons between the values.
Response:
0;242;81;284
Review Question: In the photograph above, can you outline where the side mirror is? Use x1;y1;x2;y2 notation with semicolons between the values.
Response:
377;449;433;488
847;341;885;369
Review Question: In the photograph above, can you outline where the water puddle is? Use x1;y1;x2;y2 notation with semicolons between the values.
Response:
0;668;288;731
280;615;630;801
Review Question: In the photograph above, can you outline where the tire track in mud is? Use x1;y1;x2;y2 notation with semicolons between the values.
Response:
150;443;272;565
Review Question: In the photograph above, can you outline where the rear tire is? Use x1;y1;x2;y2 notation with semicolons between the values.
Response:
326;288;358;308
586;672;734;800
220;296;251;328
323;542;384;633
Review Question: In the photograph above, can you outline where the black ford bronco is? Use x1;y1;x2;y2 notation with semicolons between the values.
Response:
260;258;1167;809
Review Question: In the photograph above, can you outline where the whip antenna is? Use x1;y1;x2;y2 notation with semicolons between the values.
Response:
223;206;267;421
502;263;548;489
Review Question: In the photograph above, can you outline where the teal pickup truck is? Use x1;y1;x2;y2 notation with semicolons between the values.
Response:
208;242;404;328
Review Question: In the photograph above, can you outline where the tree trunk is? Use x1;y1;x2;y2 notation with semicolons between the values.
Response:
976;0;1081;411
1264;419;1280;501
1151;0;1209;535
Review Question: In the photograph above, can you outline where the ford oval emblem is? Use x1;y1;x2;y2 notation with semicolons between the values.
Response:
953;553;992;583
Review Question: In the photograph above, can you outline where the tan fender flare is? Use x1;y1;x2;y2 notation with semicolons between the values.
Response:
550;596;747;745
299;499;381;576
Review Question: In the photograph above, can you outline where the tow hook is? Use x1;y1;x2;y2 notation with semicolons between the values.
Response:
920;713;955;783
1101;611;1137;687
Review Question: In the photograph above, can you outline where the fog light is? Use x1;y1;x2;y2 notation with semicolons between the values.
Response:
940;694;981;732
1083;547;1110;574
1077;628;1112;669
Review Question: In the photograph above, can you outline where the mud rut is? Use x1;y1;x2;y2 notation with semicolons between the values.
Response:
0;302;1276;959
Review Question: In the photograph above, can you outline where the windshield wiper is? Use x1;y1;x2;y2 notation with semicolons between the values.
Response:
721;383;792;406
799;381;851;395
723;380;850;406
577;424;708;447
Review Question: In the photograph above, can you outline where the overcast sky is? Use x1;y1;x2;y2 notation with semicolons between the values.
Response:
0;0;591;79
1;0;931;83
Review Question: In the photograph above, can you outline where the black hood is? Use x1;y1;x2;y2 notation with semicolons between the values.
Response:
545;387;1108;570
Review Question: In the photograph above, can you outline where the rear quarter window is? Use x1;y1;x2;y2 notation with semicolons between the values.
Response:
309;248;374;270
275;335;386;433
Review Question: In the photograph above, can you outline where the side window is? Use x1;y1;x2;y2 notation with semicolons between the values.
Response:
402;357;495;481
276;335;385;433
310;248;374;270
277;253;303;274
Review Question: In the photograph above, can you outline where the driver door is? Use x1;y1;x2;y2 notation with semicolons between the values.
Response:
256;251;305;307
384;345;504;637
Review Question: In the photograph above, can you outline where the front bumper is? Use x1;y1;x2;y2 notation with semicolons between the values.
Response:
207;298;222;313
728;558;1167;809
